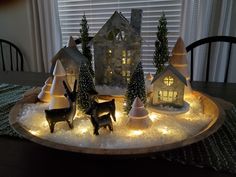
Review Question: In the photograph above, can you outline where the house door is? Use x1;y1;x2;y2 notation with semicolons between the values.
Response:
158;91;178;102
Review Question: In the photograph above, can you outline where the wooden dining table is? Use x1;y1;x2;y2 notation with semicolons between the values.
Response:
0;71;235;177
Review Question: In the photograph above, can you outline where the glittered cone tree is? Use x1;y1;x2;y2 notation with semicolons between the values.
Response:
78;63;96;112
127;97;151;129
80;14;94;77
49;60;70;110
124;61;146;114
153;12;169;74
38;76;53;103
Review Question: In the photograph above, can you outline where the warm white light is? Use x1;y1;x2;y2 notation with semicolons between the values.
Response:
149;113;158;121
29;130;41;136
80;128;88;134
115;111;122;119
19;91;213;150
42;121;48;127
129;130;143;136
159;126;170;135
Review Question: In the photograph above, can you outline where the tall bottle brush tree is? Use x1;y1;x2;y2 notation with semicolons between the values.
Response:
153;12;169;74
80;14;94;77
124;62;146;114
78;63;96;112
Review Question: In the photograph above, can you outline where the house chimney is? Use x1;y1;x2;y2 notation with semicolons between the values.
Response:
130;9;142;35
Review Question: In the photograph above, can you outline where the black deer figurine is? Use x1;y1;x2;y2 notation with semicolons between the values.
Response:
45;80;77;133
86;99;116;122
90;113;113;135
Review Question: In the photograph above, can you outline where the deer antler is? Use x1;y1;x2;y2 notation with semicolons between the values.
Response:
63;81;71;97
73;80;77;93
63;80;77;101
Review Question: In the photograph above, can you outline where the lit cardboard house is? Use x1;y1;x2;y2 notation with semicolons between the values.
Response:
151;64;187;108
93;9;142;88
50;36;88;89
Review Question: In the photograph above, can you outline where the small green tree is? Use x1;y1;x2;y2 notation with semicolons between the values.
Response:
153;12;169;74
78;63;96;112
124;62;146;114
80;14;94;77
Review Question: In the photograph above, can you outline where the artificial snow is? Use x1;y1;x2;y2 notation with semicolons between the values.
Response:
17;96;213;150
96;85;126;95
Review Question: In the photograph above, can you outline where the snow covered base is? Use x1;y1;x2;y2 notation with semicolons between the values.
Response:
17;96;213;149
148;102;190;115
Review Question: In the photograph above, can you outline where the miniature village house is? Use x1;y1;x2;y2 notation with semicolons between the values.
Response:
93;9;142;87
151;64;187;108
50;36;88;89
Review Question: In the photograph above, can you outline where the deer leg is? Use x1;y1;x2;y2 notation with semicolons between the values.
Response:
94;127;99;135
108;124;113;131
66;120;73;129
50;122;55;133
111;111;116;122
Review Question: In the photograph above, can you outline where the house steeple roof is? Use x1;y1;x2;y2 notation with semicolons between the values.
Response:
93;10;141;42
152;64;187;85
169;37;190;79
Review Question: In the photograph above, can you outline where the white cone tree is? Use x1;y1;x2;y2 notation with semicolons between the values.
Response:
49;60;70;110
38;77;53;103
127;97;152;129
169;37;192;96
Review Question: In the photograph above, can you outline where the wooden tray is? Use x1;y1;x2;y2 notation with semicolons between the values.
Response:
9;89;225;155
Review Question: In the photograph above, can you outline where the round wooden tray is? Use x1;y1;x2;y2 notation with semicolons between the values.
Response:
9;88;225;155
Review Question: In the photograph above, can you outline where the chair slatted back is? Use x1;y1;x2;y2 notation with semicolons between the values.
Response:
0;39;23;71
186;36;236;83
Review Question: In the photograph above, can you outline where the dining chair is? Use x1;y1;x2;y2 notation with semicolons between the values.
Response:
186;36;236;83
0;39;24;71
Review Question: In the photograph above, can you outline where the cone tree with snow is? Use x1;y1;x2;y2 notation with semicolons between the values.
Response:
124;62;146;114
80;14;94;77
78;63;97;112
38;77;53;103
127;97;151;129
153;12;169;74
49;60;70;110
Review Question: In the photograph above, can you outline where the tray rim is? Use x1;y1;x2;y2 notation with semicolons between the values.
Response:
9;89;225;155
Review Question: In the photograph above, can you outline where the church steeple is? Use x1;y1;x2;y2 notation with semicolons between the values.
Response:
169;37;190;80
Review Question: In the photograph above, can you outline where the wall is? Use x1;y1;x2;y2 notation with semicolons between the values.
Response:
0;0;33;71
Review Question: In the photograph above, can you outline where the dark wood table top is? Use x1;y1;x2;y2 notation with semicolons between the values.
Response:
0;71;235;177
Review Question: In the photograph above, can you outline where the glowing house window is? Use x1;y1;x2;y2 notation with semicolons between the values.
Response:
122;50;126;57
127;71;130;76
116;30;126;41
164;76;174;86
122;58;126;64
127;50;131;57
121;50;131;65
122;70;130;81
158;91;178;102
